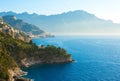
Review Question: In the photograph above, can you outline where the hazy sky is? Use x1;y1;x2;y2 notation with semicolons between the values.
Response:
0;0;120;23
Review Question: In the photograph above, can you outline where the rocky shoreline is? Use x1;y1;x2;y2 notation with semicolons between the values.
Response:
21;57;74;67
14;77;31;81
0;16;74;81
12;59;74;81
7;66;31;81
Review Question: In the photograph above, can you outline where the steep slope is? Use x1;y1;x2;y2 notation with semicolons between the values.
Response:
0;17;31;42
0;19;73;81
2;15;46;37
0;10;120;34
0;32;73;80
0;33;26;81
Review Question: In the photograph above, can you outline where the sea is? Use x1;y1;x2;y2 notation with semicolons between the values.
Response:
23;35;120;81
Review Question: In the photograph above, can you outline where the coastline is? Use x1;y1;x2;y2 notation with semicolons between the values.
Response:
0;29;73;81
21;57;74;67
15;59;74;81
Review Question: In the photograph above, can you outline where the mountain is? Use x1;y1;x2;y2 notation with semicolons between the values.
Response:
1;15;47;38
0;17;31;42
0;19;73;81
0;32;73;81
0;10;120;34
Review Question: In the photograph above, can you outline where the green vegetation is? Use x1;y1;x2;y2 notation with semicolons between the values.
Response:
0;33;18;80
0;16;72;81
0;32;71;63
0;32;72;80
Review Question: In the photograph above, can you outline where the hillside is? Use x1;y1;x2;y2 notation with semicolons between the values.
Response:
0;32;73;81
2;15;47;38
0;10;120;34
0;20;73;81
0;32;27;81
0;17;31;42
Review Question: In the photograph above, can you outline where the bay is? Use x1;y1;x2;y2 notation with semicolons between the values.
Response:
23;36;120;81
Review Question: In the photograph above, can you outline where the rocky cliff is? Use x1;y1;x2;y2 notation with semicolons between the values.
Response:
2;15;52;38
0;26;73;81
0;17;73;81
0;17;31;42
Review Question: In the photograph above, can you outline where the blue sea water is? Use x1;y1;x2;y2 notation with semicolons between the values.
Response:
23;36;120;81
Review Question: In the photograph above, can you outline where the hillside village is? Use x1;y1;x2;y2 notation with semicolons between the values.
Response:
0;17;31;42
0;15;73;81
2;15;55;38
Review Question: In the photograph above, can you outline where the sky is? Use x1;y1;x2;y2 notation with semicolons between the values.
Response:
0;0;120;23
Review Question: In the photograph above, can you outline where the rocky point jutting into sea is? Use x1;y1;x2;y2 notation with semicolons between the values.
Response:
0;17;73;81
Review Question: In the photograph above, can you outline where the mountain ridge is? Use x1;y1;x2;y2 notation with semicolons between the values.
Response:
2;15;48;38
0;10;120;35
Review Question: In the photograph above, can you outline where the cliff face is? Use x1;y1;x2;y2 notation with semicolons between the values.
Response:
21;56;73;67
2;15;46;38
8;68;26;81
0;18;73;81
0;17;31;42
0;32;73;81
0;32;26;81
24;45;73;67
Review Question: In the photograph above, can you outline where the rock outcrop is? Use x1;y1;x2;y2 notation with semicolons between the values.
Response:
8;68;27;81
21;57;73;67
0;17;31;42
0;18;73;81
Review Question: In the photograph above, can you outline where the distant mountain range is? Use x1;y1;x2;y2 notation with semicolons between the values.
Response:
0;10;120;35
2;15;46;37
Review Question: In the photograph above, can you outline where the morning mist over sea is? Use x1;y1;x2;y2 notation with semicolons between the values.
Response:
1;0;120;81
